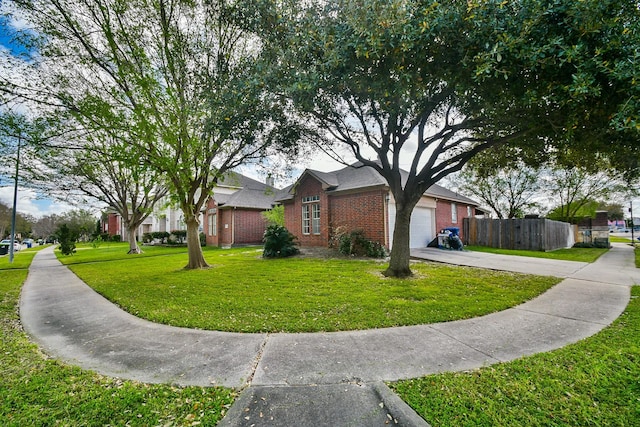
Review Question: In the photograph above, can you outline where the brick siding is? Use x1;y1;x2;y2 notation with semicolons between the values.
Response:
283;174;388;248
204;198;268;247
435;199;473;240
329;189;387;247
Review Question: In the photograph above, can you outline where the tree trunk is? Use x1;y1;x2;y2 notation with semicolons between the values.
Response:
126;225;142;254
384;204;413;278
184;215;209;269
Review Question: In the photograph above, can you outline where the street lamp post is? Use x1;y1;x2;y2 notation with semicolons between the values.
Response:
9;133;22;264
631;201;635;247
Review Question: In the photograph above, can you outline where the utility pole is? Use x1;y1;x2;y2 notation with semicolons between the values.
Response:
9;132;22;264
631;200;635;247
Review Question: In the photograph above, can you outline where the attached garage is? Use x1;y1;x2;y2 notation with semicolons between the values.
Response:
388;197;436;249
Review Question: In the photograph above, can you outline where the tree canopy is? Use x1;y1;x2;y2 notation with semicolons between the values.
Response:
4;0;303;268
245;0;640;276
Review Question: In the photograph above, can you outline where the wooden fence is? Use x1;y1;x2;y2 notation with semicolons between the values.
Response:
462;218;574;251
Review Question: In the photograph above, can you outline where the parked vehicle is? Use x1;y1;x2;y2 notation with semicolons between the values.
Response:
0;239;21;251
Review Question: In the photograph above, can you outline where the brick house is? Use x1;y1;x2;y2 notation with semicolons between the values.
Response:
277;163;482;249
204;172;279;247
103;171;278;246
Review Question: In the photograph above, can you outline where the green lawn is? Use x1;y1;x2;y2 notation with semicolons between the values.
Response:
0;247;235;426
391;285;640;426
610;235;634;243
59;243;560;333
465;245;608;263
5;243;636;425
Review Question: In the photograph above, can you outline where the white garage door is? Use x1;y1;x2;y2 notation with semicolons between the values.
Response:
388;203;435;249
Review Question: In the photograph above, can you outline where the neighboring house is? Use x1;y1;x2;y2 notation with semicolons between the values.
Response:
203;172;279;247
276;163;482;249
102;203;188;242
103;171;277;245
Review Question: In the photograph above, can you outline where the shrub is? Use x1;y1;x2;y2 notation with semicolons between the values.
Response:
150;231;170;243
199;232;206;247
170;230;187;244
111;234;122;242
337;229;387;258
91;235;103;248
573;241;610;249
57;224;76;256
263;225;300;258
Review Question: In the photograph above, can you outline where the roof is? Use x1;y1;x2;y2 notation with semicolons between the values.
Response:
217;171;271;191
277;163;480;206
214;171;279;210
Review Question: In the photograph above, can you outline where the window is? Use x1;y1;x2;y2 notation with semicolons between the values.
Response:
312;204;321;234
302;195;320;235
451;203;458;223
208;213;217;236
302;205;310;234
467;206;472;217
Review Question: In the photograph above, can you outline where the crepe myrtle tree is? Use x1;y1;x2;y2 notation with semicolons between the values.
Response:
6;0;303;268
245;0;640;277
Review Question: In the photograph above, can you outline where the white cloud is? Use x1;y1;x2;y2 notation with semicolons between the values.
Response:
0;186;77;218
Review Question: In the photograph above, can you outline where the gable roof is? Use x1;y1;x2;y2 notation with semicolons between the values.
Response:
277;163;479;206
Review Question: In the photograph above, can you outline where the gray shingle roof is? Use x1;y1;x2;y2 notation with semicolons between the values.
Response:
277;163;479;206
215;171;279;210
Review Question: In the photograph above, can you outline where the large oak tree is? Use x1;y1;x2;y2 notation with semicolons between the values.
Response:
249;0;640;277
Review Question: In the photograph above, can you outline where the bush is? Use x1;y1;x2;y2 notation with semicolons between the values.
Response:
111;234;122;242
170;230;187;244
155;232;170;243
573;241;610;249
337;229;387;258
199;232;206;247
263;225;300;258
91;235;103;248
57;224;76;256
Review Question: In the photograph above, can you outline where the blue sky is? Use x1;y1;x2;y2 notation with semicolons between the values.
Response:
0;15;76;217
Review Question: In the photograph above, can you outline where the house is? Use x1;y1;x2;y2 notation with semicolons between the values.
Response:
103;171;277;246
203;172;279;247
276;163;482;249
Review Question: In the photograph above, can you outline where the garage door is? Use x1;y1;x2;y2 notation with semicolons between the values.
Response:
388;203;435;249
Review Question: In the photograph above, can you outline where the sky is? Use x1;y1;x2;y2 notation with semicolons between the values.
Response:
0;13;349;219
2;9;637;220
0;14;80;218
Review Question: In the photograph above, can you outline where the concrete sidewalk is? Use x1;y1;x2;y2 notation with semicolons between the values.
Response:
19;244;636;426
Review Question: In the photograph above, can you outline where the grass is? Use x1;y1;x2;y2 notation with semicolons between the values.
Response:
0;247;235;426
465;245;608;263
610;235;634;243
391;285;640;426
58;243;560;333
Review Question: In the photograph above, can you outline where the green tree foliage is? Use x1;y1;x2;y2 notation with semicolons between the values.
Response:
56;223;76;255
456;155;542;219
599;202;625;221
543;168;620;223
5;0;303;269
246;0;639;277
58;210;98;242
547;199;601;223
42;131;168;255
261;205;285;227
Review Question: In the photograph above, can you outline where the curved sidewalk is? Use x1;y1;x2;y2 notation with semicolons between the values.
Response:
19;244;636;425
